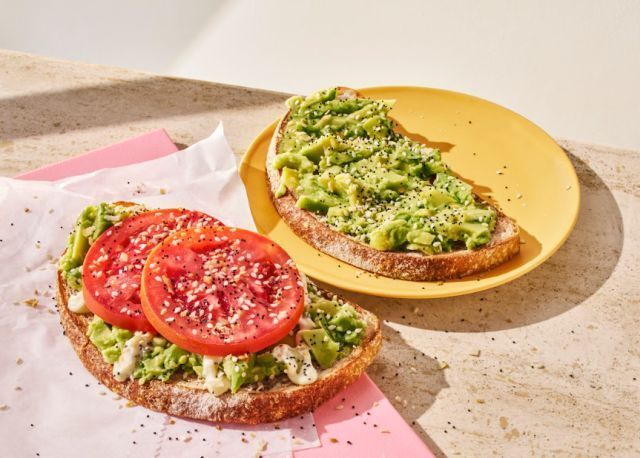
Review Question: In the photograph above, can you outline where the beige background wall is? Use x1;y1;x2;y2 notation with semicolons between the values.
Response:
2;0;639;149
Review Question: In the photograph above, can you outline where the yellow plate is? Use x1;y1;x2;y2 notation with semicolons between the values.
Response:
239;86;580;299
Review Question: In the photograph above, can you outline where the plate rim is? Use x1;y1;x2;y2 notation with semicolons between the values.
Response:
240;85;581;299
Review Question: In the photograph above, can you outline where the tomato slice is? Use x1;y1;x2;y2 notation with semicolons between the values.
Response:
140;226;305;355
82;209;222;332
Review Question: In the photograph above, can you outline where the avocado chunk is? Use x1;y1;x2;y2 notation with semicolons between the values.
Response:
273;153;315;173
275;167;300;198
87;316;133;363
223;357;252;393
299;329;340;369
308;298;340;321
369;219;409;251
296;192;340;213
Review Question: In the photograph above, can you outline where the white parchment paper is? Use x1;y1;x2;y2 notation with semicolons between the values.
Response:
0;124;319;457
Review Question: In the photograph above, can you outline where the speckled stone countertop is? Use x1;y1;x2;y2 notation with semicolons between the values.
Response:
1;49;638;456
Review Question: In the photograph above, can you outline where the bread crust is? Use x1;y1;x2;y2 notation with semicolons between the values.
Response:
266;87;520;281
56;271;381;425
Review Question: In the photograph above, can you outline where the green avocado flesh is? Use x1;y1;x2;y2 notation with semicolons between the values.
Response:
72;203;366;391
58;202;143;291
86;283;364;391
273;88;497;254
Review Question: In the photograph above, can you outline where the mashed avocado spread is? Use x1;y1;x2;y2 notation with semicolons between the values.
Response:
86;283;365;392
63;203;366;393
273;88;497;253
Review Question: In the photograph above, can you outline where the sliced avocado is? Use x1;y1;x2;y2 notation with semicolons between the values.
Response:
69;221;90;267
299;328;340;369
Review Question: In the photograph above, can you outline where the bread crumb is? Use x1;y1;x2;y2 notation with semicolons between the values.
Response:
437;361;449;370
214;425;222;431
14;386;21;391
476;398;485;404
469;350;481;357
125;401;136;408
0;404;9;411
255;439;268;455
183;436;192;443
169;419;176;425
23;298;39;308
381;429;391;434
329;438;339;443
373;401;380;407
16;357;23;365
410;366;417;373
335;404;344;410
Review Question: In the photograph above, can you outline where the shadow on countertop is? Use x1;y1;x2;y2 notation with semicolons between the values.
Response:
366;323;449;457
321;150;624;333
0;77;288;142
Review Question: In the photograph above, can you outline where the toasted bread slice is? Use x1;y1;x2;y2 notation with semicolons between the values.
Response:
56;271;381;424
267;86;520;281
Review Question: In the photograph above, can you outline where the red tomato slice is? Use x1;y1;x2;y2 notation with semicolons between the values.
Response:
82;209;222;332
140;226;305;355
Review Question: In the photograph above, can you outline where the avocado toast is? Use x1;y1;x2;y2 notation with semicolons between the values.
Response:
267;87;520;281
56;201;381;424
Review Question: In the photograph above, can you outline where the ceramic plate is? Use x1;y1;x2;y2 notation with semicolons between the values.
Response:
239;86;580;298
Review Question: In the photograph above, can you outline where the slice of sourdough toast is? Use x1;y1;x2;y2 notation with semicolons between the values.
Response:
266;86;520;281
57;271;381;425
